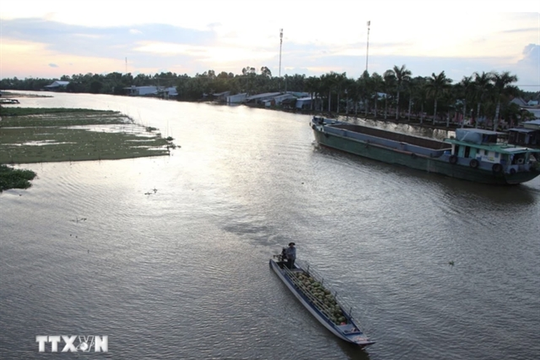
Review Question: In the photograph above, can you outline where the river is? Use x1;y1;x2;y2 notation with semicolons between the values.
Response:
1;92;539;359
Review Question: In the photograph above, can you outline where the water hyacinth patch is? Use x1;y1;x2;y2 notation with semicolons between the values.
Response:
0;164;37;192
0;108;176;164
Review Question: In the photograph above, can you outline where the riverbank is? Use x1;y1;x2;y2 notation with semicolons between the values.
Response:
0;90;51;99
0;107;175;192
244;102;473;132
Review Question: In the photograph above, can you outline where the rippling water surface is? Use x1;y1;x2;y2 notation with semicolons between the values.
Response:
1;93;539;359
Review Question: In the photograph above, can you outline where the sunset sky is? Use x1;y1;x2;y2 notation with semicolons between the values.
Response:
1;1;539;90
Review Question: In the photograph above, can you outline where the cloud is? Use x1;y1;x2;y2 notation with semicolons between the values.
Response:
1;10;539;90
1;18;216;59
48;63;58;68
514;44;540;90
519;44;540;65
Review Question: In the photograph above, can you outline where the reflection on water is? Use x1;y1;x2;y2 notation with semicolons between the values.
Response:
1;92;540;360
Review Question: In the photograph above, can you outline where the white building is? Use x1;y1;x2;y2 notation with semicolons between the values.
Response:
125;86;158;96
295;96;317;110
44;81;70;90
226;93;248;104
124;86;177;97
161;87;178;98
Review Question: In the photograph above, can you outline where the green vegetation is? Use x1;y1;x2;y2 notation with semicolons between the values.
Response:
0;108;174;164
1;66;538;129
0;164;37;192
0;107;105;117
292;272;346;325
0;107;175;191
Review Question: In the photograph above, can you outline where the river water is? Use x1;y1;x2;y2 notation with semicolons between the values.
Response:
1;92;539;359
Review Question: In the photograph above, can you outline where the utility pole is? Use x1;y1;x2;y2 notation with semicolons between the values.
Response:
365;21;371;73
279;29;283;78
279;28;283;92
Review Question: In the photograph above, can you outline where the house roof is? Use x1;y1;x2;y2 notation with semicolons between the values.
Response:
510;97;528;106
507;128;536;133
212;91;230;96
45;80;70;87
246;92;281;101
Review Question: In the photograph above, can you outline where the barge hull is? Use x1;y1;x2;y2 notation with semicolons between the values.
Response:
313;128;538;185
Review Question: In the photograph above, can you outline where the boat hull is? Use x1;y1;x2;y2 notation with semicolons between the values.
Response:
269;259;374;347
312;121;540;185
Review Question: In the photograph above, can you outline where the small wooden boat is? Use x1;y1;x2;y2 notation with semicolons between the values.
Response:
269;252;375;347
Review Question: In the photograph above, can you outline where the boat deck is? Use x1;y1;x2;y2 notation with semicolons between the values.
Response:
332;123;449;150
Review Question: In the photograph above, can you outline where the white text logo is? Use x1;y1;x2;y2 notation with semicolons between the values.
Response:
36;335;108;353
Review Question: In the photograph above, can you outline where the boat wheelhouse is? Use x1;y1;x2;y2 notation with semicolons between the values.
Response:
445;128;538;175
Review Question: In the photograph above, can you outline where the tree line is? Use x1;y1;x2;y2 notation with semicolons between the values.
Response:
1;65;538;129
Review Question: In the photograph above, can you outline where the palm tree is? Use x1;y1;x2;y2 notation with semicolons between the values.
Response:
383;70;396;119
404;79;414;122
334;72;348;114
241;66;257;94
342;78;357;116
393;65;412;120
472;71;493;128
260;66;272;78
426;71;452;123
370;73;384;118
305;76;321;111
414;77;429;124
320;72;345;113
457;76;475;127
490;71;518;130
443;87;458;127
357;71;371;117
405;76;426;123
320;73;335;112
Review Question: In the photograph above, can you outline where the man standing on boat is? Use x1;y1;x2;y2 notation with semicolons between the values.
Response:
285;242;296;269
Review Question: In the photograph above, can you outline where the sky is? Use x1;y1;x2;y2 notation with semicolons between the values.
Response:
1;1;539;91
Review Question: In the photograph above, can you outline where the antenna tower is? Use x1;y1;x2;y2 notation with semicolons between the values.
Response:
365;21;371;73
279;29;283;78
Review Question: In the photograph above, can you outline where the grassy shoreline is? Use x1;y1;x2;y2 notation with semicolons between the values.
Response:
0;107;175;192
